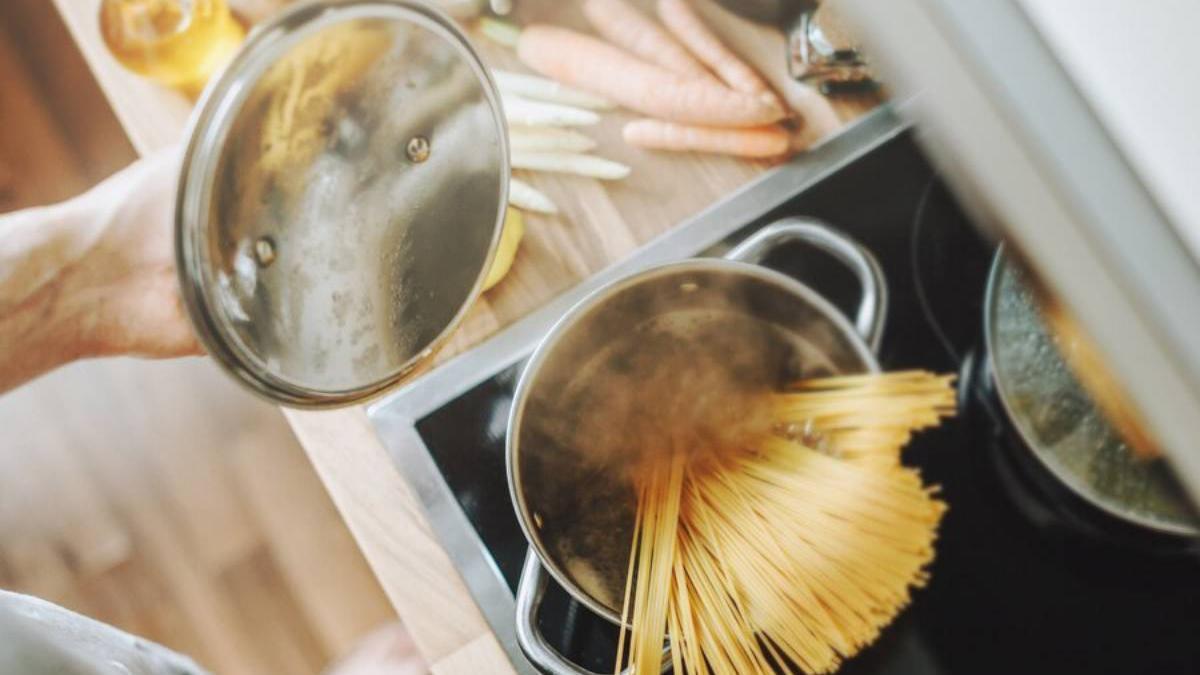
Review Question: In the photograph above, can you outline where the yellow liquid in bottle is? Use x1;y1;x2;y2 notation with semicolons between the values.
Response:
100;0;246;94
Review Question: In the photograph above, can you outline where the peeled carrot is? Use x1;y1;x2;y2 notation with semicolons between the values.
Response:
623;119;790;158
583;0;711;80
517;25;785;128
656;0;772;98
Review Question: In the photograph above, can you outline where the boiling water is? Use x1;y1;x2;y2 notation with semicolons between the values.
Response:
522;307;844;614
562;308;840;473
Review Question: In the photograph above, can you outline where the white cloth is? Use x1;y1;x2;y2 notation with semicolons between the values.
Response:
0;590;209;675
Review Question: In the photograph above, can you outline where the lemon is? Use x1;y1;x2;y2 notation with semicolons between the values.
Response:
482;207;525;291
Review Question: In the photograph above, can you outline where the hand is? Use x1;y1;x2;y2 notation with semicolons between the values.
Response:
67;147;203;359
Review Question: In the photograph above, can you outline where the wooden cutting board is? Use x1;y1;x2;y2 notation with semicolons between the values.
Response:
433;0;879;363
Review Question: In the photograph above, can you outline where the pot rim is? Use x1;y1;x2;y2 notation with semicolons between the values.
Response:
506;256;881;625
983;247;1199;537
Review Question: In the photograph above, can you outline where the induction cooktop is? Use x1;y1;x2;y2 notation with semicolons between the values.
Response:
368;107;1200;675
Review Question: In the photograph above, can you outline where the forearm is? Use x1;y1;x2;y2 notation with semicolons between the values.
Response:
0;199;104;392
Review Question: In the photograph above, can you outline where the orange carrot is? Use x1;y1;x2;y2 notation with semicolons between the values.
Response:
583;0;711;80
623;118;790;158
656;0;773;98
517;25;785;128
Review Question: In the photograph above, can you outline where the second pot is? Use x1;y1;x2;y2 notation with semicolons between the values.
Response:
979;251;1200;545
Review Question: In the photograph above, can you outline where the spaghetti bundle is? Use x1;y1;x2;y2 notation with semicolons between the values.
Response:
616;371;956;674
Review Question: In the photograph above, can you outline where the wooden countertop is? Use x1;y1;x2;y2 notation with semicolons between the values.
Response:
52;0;875;671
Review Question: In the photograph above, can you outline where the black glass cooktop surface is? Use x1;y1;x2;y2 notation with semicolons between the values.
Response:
412;133;1200;674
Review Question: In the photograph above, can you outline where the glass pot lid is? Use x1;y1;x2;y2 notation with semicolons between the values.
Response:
176;0;508;407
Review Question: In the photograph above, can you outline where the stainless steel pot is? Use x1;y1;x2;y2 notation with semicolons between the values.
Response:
984;251;1200;540
506;218;887;674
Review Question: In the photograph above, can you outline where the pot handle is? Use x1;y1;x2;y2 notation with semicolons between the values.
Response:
516;550;619;675
725;217;888;352
516;551;669;675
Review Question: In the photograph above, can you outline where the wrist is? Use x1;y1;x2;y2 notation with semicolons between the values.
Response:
59;193;114;358
42;195;114;359
0;196;115;393
0;237;97;392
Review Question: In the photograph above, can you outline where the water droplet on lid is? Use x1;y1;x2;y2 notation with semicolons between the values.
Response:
254;236;276;267
406;136;431;163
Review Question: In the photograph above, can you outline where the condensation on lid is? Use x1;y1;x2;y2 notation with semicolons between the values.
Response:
990;258;1200;535
176;0;508;406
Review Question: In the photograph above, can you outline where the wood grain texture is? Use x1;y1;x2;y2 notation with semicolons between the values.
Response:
49;0;877;671
227;424;396;659
0;18;89;207
49;0;193;155
0;359;398;675
2;0;137;181
282;407;508;666
432;633;518;675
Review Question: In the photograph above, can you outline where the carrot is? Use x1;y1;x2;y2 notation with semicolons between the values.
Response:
517;25;785;128
656;0;773;98
583;0;711;80
623;118;790;158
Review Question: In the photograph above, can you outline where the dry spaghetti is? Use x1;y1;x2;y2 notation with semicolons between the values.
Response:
616;370;955;674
